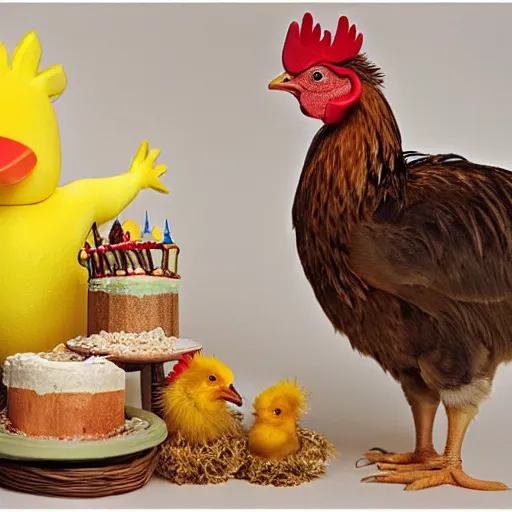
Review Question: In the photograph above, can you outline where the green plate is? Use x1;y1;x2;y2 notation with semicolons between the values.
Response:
0;407;168;462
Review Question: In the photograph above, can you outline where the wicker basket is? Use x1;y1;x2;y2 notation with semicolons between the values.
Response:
0;447;159;498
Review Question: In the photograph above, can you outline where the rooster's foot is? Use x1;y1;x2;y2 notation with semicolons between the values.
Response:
377;454;449;472
356;447;439;468
362;461;509;491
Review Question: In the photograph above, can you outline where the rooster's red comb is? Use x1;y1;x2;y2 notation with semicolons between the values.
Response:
164;350;201;385
282;12;363;75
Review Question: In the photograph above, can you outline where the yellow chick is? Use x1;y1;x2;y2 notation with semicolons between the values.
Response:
248;379;308;460
0;32;168;363
159;352;243;445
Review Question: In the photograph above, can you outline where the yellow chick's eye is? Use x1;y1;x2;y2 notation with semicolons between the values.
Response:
208;375;217;382
273;408;281;416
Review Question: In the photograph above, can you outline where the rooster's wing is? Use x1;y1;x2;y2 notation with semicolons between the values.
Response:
349;156;512;315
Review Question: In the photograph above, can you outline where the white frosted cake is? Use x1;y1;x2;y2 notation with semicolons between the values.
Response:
2;352;126;439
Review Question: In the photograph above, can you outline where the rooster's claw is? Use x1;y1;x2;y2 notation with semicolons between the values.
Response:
355;447;391;468
355;457;374;468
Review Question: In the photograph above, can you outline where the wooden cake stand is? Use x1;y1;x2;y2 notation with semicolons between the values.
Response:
66;339;202;415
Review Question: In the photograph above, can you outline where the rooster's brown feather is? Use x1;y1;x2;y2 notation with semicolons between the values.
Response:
293;81;512;392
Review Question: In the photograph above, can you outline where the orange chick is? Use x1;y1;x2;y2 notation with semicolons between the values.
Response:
248;379;308;460
159;351;243;445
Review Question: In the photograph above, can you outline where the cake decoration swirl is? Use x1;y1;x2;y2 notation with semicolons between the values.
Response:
79;213;180;280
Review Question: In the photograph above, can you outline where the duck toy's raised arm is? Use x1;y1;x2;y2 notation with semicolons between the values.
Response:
62;139;169;229
0;31;169;362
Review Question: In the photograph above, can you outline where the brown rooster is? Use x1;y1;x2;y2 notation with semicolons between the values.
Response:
269;12;512;491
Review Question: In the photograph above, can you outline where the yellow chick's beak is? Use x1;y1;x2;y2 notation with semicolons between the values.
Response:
218;384;243;407
268;73;299;97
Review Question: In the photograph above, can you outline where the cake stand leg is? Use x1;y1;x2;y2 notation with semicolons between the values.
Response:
150;363;165;418
140;365;153;411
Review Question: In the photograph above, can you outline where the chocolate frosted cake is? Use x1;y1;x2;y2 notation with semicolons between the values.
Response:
79;219;180;338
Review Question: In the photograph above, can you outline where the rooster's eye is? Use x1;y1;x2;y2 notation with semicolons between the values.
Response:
273;408;281;416
312;71;324;82
209;375;217;382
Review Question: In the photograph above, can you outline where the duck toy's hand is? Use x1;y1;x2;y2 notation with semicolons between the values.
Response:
59;138;170;232
129;140;169;194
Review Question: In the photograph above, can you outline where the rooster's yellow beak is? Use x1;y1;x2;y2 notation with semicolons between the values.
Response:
268;72;299;96
218;384;243;407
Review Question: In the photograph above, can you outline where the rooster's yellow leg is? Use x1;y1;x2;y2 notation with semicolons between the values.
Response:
358;400;439;467
363;405;509;491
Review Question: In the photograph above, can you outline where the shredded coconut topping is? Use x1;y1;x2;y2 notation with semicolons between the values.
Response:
40;347;86;362
67;327;177;357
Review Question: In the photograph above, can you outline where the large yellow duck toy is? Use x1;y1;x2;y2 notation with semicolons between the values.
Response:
0;32;168;363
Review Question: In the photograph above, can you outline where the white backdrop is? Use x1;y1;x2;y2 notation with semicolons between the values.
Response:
1;3;512;508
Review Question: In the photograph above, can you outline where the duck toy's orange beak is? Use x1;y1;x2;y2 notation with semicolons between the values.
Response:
0;136;37;185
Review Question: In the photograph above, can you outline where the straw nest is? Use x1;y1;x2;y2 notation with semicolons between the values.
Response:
236;428;336;487
156;411;248;485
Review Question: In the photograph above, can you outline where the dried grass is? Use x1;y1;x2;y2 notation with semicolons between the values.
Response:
236;428;337;487
157;409;336;488
156;411;247;485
